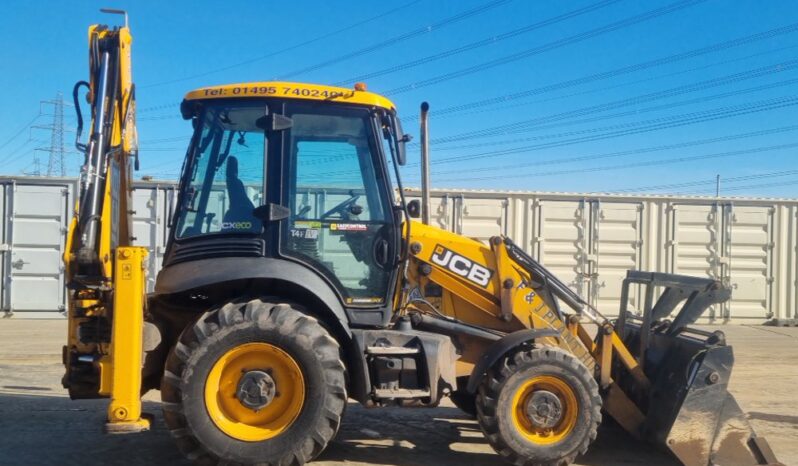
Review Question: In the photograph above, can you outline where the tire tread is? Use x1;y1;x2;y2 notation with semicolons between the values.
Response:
475;346;601;466
161;298;347;465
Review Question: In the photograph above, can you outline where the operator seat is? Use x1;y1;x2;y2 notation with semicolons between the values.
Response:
223;156;257;230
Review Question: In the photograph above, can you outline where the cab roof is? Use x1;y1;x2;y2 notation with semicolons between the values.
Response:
182;81;396;114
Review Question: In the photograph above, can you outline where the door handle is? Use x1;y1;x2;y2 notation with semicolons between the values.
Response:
374;238;389;268
12;259;29;270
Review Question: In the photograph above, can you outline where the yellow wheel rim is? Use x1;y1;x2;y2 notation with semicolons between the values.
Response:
204;342;305;442
511;375;579;445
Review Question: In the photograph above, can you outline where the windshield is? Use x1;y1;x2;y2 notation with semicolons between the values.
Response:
175;103;267;238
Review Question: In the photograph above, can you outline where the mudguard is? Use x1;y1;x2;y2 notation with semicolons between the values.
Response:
465;328;560;394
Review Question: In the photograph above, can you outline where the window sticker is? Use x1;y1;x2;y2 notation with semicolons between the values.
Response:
346;297;384;304
294;220;322;229
330;223;368;231
290;228;319;240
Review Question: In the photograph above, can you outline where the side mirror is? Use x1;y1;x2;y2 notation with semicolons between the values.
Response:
391;115;409;166
406;199;421;219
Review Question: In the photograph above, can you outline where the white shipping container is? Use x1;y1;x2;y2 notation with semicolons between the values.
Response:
2;176;796;324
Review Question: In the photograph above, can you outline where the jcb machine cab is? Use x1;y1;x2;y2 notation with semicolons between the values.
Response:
64;13;781;466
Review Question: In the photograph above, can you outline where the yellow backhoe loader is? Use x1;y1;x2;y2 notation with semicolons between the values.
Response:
62;12;781;466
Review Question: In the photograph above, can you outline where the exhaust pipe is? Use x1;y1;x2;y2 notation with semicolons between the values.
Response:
419;102;431;225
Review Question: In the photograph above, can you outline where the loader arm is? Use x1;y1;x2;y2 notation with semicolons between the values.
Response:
62;10;150;433
403;221;596;374
401;220;780;466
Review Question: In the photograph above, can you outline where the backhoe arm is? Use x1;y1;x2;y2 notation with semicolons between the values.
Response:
62;10;150;433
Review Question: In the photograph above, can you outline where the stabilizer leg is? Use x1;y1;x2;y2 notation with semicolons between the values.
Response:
103;247;150;433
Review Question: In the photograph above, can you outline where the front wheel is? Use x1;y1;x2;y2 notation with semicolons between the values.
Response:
161;299;347;465
476;347;601;466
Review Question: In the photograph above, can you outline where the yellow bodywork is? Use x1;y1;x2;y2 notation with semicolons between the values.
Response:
183;81;396;110
401;220;648;430
403;221;595;377
103;246;149;432
63;22;148;432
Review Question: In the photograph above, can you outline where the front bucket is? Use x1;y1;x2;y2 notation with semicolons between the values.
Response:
657;344;780;466
615;272;782;466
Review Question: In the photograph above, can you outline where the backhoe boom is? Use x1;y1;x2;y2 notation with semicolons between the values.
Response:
62;11;149;433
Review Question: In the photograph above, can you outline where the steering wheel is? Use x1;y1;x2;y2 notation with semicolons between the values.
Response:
320;194;361;220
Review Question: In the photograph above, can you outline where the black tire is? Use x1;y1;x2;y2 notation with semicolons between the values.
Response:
450;376;477;418
161;298;347;465
475;346;601;466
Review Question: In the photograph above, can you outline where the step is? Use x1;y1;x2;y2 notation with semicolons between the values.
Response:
373;388;431;399
366;346;420;355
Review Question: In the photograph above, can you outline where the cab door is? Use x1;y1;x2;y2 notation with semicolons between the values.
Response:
278;102;398;324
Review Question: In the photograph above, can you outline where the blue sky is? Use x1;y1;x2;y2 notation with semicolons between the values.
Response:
1;0;797;197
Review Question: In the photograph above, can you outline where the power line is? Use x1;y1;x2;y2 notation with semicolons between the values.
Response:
429;69;798;148
140;135;191;144
419;95;798;166
384;0;707;95
401;21;798;118
0;137;53;176
429;59;798;145
424;125;798;177
0;138;38;166
427;142;798;183
140;0;423;88
334;0;621;86
0;114;40;151
427;43;798;124
136;0;508;113
319;96;798;181
432;78;798;152
138;114;181;121
138;103;179;114
606;169;798;194
135;15;798;121
134;41;798;126
676;178;798;196
277;0;512;80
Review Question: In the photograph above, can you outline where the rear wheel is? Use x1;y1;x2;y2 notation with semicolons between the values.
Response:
476;347;601;466
161;299;347;465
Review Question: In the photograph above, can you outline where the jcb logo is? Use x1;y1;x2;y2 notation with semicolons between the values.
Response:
430;245;493;288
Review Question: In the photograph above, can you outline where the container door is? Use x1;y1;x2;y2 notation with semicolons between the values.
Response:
456;196;507;244
404;193;452;231
131;186;168;292
726;205;774;321
591;201;644;317
668;203;724;322
533;199;590;301
5;183;69;314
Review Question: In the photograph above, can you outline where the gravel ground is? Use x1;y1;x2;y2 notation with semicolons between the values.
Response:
0;320;795;466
